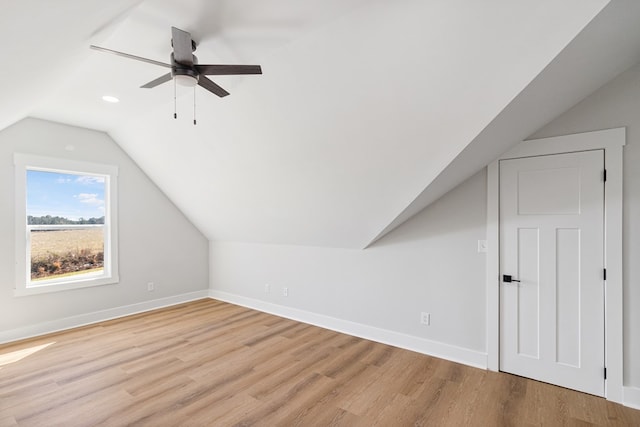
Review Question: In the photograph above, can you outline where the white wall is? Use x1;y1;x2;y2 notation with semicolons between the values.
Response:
0;118;209;338
530;62;640;389
209;60;640;391
211;168;488;364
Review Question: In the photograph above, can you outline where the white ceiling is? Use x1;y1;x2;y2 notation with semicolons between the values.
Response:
3;0;640;249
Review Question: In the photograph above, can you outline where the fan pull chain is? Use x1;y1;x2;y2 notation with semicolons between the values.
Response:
193;87;197;125
173;78;177;119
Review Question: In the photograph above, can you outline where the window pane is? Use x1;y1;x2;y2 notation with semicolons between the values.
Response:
26;170;107;284
30;226;105;281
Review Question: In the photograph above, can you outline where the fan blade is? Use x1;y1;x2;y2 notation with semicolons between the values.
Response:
195;64;262;75
90;45;171;68
141;73;172;88
198;76;230;97
171;27;194;66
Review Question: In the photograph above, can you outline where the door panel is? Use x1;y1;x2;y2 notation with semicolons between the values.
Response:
517;167;580;215
517;227;539;359
500;150;605;396
556;227;580;367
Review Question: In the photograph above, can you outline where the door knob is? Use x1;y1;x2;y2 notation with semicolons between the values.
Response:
503;274;521;283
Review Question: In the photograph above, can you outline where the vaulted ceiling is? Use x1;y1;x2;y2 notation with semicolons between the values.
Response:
3;0;640;248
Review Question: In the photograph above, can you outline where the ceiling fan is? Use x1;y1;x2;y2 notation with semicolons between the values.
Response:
90;26;262;98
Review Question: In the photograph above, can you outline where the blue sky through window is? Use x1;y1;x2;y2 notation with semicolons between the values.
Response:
26;170;106;220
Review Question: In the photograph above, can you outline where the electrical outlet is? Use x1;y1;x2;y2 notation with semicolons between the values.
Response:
420;312;430;325
283;287;289;297
147;282;155;292
265;284;270;293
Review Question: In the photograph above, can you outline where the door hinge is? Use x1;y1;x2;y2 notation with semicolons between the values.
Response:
603;169;607;182
604;268;607;280
604;367;607;380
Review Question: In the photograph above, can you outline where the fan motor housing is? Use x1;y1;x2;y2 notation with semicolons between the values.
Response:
170;53;199;80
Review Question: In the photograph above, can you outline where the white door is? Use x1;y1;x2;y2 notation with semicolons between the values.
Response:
499;150;605;396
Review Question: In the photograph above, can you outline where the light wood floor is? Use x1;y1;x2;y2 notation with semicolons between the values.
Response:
1;299;639;426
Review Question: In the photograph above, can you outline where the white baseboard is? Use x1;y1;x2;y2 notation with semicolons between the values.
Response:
209;290;488;370
6;287;637;410
624;386;640;410
0;290;210;344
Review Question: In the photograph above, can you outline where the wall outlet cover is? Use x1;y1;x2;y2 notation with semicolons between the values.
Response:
420;312;430;325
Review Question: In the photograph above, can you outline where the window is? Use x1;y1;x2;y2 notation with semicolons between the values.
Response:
14;154;119;295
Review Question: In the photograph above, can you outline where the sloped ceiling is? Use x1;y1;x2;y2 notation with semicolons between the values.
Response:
3;0;640;249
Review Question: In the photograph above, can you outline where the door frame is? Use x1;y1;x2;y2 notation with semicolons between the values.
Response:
486;127;625;403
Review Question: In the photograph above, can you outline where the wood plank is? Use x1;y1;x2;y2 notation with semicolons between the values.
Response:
0;299;638;426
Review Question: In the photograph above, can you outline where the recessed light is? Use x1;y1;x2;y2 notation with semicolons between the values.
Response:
102;95;120;103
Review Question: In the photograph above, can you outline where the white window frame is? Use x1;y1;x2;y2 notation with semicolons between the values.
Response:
14;153;119;296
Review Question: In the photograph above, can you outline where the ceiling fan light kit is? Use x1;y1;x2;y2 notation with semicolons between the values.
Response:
175;74;198;87
90;26;262;124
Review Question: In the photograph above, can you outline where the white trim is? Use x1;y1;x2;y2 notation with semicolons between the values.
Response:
0;290;209;345
209;290;488;370
14;271;115;297
499;127;625;159
13;153;120;296
486;161;500;372
486;127;625;404
602;140;624;404
624;386;640;410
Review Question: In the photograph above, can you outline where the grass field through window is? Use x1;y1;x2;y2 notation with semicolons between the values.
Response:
30;228;104;281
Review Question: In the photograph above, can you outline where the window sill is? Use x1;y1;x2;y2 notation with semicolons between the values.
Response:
14;275;119;297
